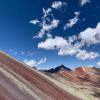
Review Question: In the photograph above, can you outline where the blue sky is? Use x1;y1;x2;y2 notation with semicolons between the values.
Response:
0;0;100;69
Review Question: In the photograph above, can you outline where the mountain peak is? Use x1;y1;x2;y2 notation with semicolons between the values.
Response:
45;65;71;73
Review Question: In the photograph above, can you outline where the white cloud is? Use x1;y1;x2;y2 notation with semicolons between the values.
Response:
24;59;36;67
42;8;52;17
79;22;100;45
68;35;78;43
30;19;40;24
34;29;45;38
80;0;90;6
76;50;99;60
29;1;99;61
64;11;80;30
38;36;69;50
51;1;67;9
74;11;80;16
34;18;59;38
42;19;59;31
97;61;100;67
38;57;47;65
38;33;99;60
38;36;79;56
31;8;60;38
58;46;78;56
24;57;47;67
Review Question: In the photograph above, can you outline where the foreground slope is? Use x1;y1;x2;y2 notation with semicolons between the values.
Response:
0;51;80;100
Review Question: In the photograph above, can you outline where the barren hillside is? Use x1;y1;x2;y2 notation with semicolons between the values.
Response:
0;51;80;100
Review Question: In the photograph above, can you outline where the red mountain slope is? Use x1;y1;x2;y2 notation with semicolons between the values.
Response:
0;51;80;100
59;66;100;87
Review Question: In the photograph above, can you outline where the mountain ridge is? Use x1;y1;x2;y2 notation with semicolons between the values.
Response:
44;64;71;73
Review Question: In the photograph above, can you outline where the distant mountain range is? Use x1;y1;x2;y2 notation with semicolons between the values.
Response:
44;64;71;73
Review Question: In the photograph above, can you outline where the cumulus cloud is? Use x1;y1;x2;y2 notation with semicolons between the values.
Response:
24;57;47;67
38;22;100;60
30;1;99;61
38;57;47;65
64;11;80;30
38;36;79;57
97;61;100;67
79;22;100;45
76;50;99;60
80;0;90;6
58;46;78;56
51;1;67;9
24;59;36;67
38;36;99;60
38;36;69;50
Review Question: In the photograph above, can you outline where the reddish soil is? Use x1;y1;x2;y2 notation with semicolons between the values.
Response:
0;51;81;100
59;66;100;87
